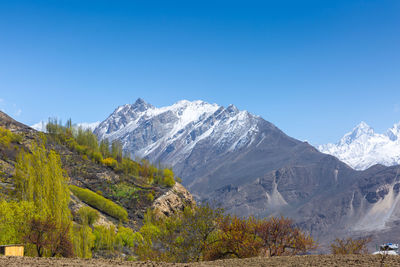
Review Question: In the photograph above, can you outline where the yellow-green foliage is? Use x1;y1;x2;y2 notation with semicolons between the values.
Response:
163;169;175;187
102;157;118;168
77;206;100;226
90;151;103;164
75;127;99;153
0;126;22;147
73;207;99;258
45;120;178;187
134;205;224;262
73;223;95;258
147;192;154;202
70;185;128;222
111;183;140;200
14;142;71;225
119;157;139;176
93;225;117;251
116;226;142;248
0;200;36;245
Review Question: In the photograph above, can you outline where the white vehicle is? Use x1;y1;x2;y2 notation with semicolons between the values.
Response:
373;243;399;255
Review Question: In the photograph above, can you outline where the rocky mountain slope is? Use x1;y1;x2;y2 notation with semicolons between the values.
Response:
318;121;400;170
0;110;194;230
94;99;400;246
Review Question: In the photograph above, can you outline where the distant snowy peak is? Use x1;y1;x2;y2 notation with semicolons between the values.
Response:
31;121;47;132
77;121;101;131
339;121;375;146
30;121;100;132
387;122;400;141
318;121;400;170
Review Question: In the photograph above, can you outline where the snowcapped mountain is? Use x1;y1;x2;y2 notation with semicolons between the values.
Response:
318;122;400;170
94;98;400;247
94;98;262;168
76;121;101;131
31;121;47;132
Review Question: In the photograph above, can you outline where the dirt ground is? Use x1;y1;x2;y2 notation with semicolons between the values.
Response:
1;255;400;267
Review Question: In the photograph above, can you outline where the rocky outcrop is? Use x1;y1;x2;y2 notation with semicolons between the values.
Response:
152;182;196;218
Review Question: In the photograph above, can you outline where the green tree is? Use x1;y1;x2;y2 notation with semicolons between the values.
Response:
116;226;141;249
77;206;100;227
93;225;117;251
163;169;175;187
76;127;99;153
99;138;110;158
0;200;36;245
135;205;223;262
73;223;95;258
14;142;71;225
111;140;123;162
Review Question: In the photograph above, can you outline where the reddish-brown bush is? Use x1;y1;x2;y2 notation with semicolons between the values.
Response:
330;237;371;254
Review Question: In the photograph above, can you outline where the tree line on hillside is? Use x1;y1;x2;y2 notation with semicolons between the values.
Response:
46;119;177;187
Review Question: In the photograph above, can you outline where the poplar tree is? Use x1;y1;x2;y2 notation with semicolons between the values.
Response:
14;142;71;225
111;140;123;162
99;138;110;158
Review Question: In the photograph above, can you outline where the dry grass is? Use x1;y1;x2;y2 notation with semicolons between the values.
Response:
1;255;400;267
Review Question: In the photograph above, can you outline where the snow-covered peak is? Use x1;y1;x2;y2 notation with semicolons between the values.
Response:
31;121;47;131
339;121;374;146
77;121;101;131
131;98;154;112
387;122;400;141
95;99;221;139
94;99;262;166
318;121;400;170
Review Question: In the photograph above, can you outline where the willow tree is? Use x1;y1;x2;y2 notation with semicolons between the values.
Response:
14;142;71;225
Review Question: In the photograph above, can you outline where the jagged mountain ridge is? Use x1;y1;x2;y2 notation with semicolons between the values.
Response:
94;99;308;191
94;98;274;188
318;121;400;170
94;99;400;249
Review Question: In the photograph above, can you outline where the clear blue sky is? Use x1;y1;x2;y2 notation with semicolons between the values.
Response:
0;0;399;144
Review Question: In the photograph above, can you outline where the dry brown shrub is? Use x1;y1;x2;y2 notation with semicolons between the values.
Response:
330;237;371;254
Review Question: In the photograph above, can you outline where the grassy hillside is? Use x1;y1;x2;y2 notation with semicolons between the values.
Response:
0;111;194;258
0;111;186;224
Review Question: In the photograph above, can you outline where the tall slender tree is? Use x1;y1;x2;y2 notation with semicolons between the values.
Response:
14;142;71;226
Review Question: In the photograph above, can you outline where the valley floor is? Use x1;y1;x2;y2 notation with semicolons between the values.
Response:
1;255;399;267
